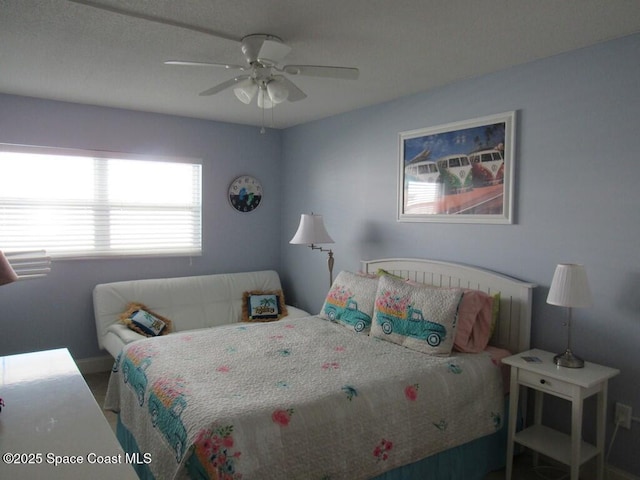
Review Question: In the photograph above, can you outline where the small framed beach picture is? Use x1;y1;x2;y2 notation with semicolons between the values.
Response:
398;111;516;224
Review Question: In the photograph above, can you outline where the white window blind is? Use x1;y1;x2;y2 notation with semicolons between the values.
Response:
0;144;202;258
4;250;51;279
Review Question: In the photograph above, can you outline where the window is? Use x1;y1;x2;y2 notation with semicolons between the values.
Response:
0;144;202;258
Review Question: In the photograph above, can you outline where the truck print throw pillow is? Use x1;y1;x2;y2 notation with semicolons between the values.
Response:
371;275;463;355
319;271;378;334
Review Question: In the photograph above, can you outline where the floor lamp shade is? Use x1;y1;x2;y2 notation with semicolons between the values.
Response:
290;214;335;287
289;214;334;245
0;251;19;286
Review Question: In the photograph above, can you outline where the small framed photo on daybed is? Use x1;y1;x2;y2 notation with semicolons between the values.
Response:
398;111;516;224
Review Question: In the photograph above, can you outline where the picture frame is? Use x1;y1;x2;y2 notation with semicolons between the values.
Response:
398;111;516;224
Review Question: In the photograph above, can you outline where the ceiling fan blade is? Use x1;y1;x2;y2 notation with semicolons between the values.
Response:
199;75;250;96
257;39;292;65
165;60;247;70
275;76;307;102
282;65;359;80
66;0;240;42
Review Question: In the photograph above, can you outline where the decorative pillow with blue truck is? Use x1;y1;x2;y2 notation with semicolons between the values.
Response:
319;271;378;334
371;275;463;355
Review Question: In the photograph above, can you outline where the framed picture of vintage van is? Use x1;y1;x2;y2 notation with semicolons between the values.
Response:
397;111;516;224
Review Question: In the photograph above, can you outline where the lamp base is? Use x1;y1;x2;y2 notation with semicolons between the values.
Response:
554;349;584;368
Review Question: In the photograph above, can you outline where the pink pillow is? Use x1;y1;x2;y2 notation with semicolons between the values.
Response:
453;290;493;353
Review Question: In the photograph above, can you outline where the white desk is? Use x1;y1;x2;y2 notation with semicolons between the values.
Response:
0;348;138;479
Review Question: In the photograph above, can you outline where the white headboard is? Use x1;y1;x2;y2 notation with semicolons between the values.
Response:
361;258;536;354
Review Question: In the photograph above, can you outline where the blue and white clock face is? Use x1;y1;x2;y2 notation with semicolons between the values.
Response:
228;175;263;212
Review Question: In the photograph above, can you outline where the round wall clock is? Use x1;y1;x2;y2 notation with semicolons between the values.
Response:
228;175;263;213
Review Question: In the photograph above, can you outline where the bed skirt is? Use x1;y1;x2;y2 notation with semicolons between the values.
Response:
371;410;509;480
115;396;516;480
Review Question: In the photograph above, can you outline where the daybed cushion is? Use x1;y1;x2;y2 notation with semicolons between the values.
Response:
94;270;309;358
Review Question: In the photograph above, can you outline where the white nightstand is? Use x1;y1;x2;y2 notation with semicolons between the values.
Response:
502;348;619;480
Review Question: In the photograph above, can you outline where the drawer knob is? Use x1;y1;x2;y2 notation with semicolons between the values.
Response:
540;379;547;385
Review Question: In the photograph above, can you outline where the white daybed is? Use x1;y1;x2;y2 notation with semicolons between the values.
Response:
93;270;309;359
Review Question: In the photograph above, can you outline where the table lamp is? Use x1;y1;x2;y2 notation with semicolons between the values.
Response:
546;263;593;368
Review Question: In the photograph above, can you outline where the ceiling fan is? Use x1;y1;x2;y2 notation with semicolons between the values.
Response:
65;1;359;110
165;33;359;109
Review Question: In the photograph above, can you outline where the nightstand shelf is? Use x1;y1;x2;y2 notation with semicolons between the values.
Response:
502;349;619;480
514;424;598;466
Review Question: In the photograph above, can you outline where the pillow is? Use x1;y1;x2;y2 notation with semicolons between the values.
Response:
242;290;288;322
319;271;378;334
376;268;406;280
453;289;494;353
371;275;463;355
119;303;172;337
356;270;378;279
490;292;500;335
405;278;501;352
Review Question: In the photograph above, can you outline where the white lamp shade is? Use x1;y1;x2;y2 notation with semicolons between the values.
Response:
233;78;258;104
0;250;19;286
290;214;334;245
547;263;593;308
266;77;289;104
257;86;274;109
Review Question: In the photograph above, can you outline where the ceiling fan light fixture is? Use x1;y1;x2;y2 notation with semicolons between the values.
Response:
163;31;357;113
266;77;289;104
233;78;258;104
257;85;275;109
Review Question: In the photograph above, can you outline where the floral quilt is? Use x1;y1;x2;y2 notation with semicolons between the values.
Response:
105;316;504;480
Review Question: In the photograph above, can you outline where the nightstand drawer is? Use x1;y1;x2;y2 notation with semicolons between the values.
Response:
519;370;573;397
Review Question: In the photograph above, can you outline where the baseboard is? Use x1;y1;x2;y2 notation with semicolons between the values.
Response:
605;466;640;480
75;355;114;374
524;450;638;480
578;464;639;480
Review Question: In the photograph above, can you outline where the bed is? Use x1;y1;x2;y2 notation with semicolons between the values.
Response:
105;258;535;480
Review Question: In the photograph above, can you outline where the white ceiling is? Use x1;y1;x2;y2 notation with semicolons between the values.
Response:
2;0;640;129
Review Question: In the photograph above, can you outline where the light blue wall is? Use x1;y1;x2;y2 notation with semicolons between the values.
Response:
280;34;640;474
0;94;283;359
0;32;638;474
